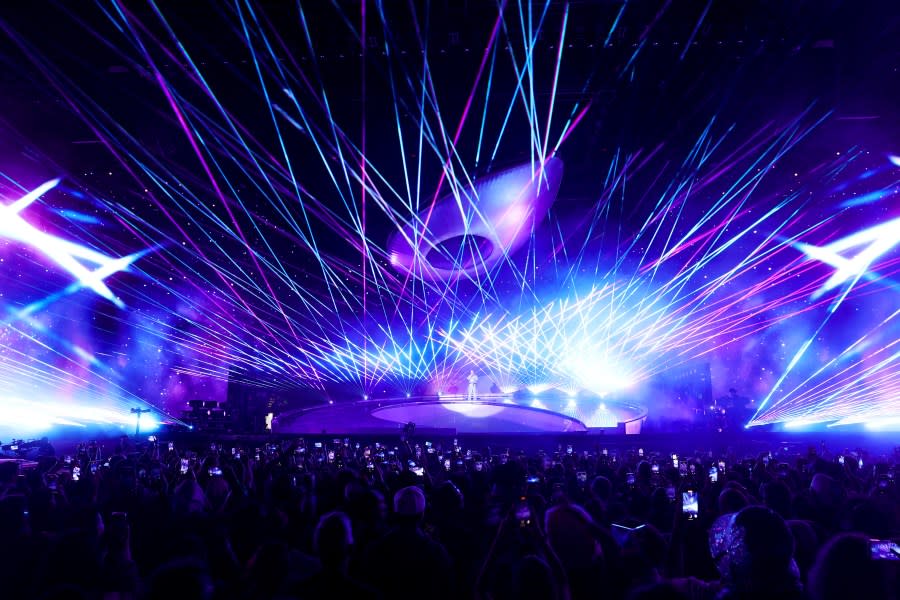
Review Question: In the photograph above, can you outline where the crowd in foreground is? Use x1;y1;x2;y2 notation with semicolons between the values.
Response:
0;434;898;599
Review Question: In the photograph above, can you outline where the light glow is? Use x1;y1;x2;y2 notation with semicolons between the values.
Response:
0;179;148;309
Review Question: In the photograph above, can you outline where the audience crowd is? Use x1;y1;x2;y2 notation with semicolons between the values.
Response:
0;434;897;599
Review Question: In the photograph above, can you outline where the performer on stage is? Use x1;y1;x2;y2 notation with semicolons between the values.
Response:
466;370;479;401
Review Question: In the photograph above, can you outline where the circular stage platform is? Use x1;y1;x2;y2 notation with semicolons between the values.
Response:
275;395;647;435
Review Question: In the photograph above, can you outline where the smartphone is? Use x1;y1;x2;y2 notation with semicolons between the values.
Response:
425;441;432;448
64;455;73;465
168;442;174;451
652;463;660;474
314;442;323;449
638;448;644;457
411;467;425;477
682;490;699;520
180;458;189;474
709;467;718;483
515;497;532;527
208;466;223;476
869;540;900;561
566;445;573;455
838;455;845;465
718;461;725;470
526;475;541;484
367;462;375;471
72;466;81;481
626;472;635;486
148;436;157;443
444;459;451;471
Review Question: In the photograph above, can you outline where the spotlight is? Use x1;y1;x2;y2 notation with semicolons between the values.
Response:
527;383;551;394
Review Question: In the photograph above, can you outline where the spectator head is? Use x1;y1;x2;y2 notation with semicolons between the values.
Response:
621;523;667;587
346;487;386;526
590;476;612;502
545;503;602;570
850;498;896;539
204;475;231;511
636;461;652;481
145;558;213;600
810;473;842;509
709;506;799;596
432;480;464;515
786;519;818;581
512;554;559;600
808;533;891;600
393;486;426;524
762;480;792;520
314;511;354;569
171;479;209;514
717;487;749;516
247;542;291;597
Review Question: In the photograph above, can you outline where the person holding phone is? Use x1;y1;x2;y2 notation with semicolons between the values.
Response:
362;486;454;600
100;512;139;596
475;497;570;600
707;506;803;599
808;533;895;600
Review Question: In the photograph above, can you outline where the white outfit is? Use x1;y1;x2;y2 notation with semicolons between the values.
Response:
466;372;479;401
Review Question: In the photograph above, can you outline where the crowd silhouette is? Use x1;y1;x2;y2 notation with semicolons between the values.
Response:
0;435;897;599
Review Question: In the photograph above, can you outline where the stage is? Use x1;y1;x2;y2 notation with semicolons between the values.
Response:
274;394;647;435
